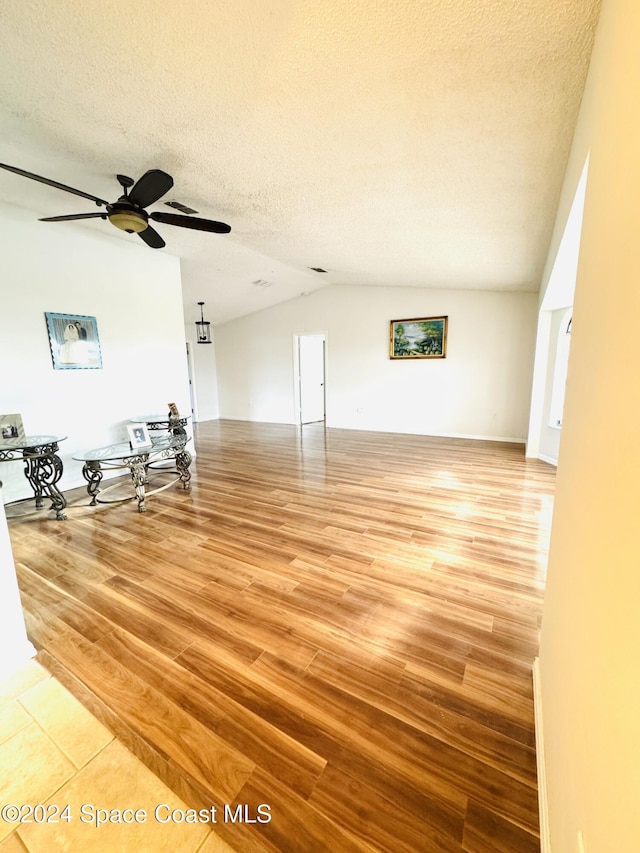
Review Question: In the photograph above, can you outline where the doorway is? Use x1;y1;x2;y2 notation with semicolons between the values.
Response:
185;341;197;420
295;333;326;425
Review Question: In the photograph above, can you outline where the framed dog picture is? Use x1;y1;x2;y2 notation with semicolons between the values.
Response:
45;312;103;369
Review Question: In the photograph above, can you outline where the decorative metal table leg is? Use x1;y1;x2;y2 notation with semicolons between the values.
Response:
23;456;45;507
176;449;192;489
83;461;103;505
130;459;147;512
24;448;67;520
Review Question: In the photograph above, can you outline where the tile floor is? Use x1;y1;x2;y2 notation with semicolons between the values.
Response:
0;659;235;852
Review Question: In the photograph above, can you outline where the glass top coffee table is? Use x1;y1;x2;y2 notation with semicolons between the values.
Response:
73;434;191;513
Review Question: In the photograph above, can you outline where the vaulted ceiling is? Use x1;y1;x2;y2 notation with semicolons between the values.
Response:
0;0;601;324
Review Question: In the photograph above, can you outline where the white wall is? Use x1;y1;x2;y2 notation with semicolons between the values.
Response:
184;321;219;422
526;157;587;462
538;1;640;851
537;307;569;465
0;489;35;679
215;284;538;441
0;204;192;503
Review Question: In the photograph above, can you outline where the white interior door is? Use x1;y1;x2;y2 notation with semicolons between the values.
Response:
185;341;196;419
298;334;326;424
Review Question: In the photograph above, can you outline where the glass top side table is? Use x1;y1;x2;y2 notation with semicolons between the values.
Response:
0;435;68;520
129;414;191;436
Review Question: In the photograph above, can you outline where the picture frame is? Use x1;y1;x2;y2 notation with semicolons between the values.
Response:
126;423;153;449
390;316;448;359
45;312;103;370
0;413;25;441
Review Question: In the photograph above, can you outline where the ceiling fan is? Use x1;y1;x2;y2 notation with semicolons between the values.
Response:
0;162;231;248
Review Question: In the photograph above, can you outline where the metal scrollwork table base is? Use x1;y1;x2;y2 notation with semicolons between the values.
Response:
0;434;68;520
73;435;191;513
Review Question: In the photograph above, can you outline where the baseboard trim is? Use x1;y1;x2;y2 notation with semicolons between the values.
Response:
538;453;558;467
214;418;528;444
438;431;526;444
533;657;551;853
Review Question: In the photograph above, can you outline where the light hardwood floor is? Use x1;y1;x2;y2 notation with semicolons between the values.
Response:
7;420;556;852
0;659;230;852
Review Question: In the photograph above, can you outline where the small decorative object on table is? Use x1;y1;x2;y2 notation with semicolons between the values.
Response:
166;403;186;436
126;423;153;449
0;413;25;441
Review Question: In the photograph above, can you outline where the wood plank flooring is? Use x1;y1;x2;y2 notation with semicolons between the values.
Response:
6;420;555;852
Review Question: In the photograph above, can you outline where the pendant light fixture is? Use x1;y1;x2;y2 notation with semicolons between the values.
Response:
195;301;212;344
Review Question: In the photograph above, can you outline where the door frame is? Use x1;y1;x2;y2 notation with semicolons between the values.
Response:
293;332;327;426
185;341;198;422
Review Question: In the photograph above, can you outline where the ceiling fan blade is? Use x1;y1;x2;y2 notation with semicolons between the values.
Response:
0;162;109;205
39;212;107;222
149;211;231;234
137;225;165;249
129;170;173;208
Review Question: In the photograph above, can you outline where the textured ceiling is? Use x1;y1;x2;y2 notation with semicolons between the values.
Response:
0;0;601;324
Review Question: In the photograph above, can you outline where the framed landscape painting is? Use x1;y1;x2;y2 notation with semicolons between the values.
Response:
390;316;448;359
45;312;103;369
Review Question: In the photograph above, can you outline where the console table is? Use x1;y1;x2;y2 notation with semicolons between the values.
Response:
73;434;191;513
129;414;191;436
0;435;68;520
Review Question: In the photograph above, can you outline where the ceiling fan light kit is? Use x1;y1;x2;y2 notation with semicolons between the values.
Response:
0;162;231;249
108;208;148;233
